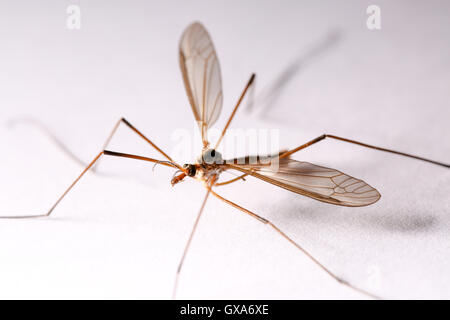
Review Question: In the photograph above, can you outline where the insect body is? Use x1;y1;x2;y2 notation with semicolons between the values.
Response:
171;149;224;186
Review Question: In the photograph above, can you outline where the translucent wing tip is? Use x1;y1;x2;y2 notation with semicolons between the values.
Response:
329;173;381;207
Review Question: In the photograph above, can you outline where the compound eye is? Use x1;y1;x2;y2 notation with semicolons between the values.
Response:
187;165;196;177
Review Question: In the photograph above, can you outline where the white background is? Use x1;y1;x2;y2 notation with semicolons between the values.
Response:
0;0;449;299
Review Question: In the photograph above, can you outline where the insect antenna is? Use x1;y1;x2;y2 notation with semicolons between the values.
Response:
152;160;179;171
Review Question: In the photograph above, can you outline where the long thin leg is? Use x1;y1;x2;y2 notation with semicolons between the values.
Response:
172;188;211;299
281;134;450;168
208;187;380;299
94;118;179;171
0;150;177;219
214;74;255;150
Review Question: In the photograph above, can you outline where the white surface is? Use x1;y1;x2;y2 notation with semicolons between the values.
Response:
0;0;449;299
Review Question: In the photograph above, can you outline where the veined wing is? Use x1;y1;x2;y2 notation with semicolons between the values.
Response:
224;158;381;207
179;22;223;148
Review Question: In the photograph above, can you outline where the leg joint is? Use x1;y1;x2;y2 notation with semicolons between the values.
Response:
121;117;131;126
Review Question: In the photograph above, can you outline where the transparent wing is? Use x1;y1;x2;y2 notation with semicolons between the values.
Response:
179;22;223;147
224;158;381;207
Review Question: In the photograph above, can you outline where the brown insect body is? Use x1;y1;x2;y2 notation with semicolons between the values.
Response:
172;149;225;186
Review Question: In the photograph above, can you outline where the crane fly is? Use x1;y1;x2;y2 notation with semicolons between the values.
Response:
2;22;449;299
